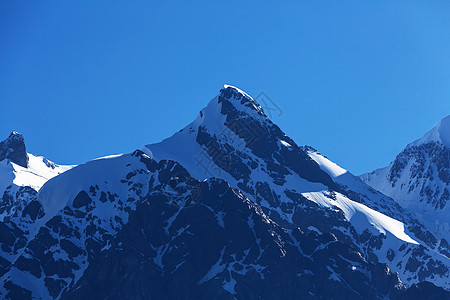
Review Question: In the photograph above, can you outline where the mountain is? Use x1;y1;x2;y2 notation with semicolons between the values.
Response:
0;132;73;279
0;132;28;169
0;132;73;218
145;85;449;286
0;86;448;299
361;116;450;242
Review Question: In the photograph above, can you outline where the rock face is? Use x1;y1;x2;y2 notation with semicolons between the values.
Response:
145;86;449;288
361;116;450;242
0;87;449;299
64;178;407;300
0;132;73;218
0;132;28;168
0;150;441;299
0;133;73;288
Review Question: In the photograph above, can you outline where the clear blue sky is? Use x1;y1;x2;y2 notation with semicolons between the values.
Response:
1;1;450;175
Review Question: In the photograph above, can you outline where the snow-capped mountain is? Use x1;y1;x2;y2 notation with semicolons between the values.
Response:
0;132;73;278
0;86;448;299
0;132;73;219
145;85;449;287
361;116;450;242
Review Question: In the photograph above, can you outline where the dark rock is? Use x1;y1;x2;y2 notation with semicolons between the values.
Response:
22;200;44;221
4;280;32;300
72;191;92;209
0;132;28;168
395;281;450;300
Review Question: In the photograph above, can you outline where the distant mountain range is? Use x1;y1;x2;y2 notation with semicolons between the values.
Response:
0;86;448;299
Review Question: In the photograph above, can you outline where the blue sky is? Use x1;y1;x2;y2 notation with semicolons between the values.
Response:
1;1;449;175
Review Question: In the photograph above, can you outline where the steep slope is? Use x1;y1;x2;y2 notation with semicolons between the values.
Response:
361;116;450;242
1;150;444;299
144;85;449;288
0;132;73;219
0;87;448;299
0;132;73;277
0;132;28;169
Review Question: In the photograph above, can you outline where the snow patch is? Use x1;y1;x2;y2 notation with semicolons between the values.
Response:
302;191;419;244
408;115;450;148
307;150;347;178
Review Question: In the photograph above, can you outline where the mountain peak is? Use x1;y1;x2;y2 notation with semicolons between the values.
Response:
146;85;336;189
437;115;450;146
219;84;267;118
409;115;450;148
222;84;252;99
0;131;29;168
8;131;24;140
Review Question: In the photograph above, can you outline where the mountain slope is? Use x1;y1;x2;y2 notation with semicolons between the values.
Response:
0;132;73;278
0;87;448;298
361;116;450;242
0;132;73;219
1;150;444;299
144;85;449;288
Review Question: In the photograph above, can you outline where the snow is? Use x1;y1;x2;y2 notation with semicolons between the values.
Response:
0;153;74;220
361;158;450;241
222;84;266;119
0;153;73;195
2;151;158;299
143;95;221;179
144;91;243;183
12;154;73;191
361;116;450;241
307;226;322;235
5;267;52;299
223;84;253;101
93;154;123;161
280;140;292;148
302;191;419;244
38;153;132;217
216;210;226;228
143;87;434;278
222;277;237;294
305;147;418;224
327;266;342;282
2;87;449;296
8;85;439;294
198;247;226;284
408;115;450;148
142;85;434;289
0;159;14;194
308;151;347;178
